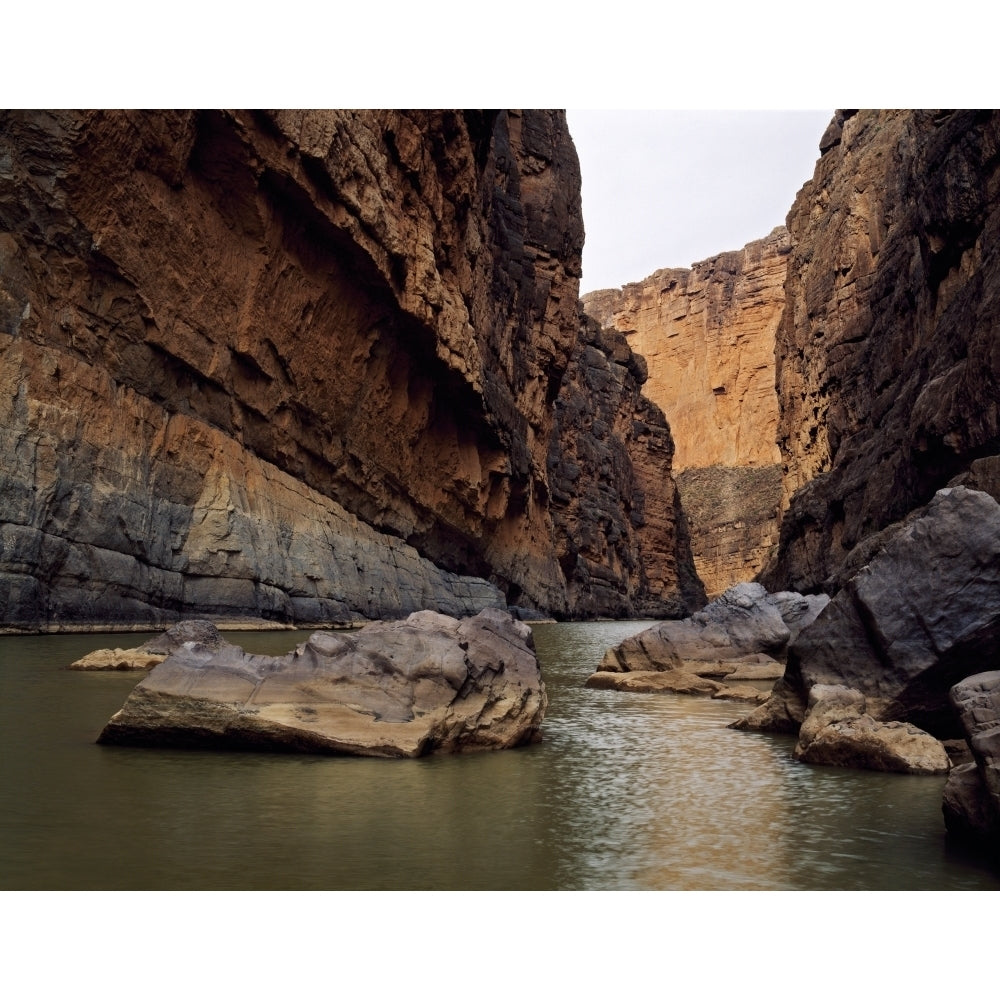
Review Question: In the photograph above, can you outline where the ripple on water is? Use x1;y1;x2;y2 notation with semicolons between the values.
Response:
1;622;998;889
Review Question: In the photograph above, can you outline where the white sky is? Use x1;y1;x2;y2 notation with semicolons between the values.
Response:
568;110;834;293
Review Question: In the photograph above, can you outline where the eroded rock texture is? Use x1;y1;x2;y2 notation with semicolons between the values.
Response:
547;316;705;618
583;229;789;596
763;109;1000;593
740;488;1000;741
0;110;701;627
943;671;1000;847
588;582;825;701
98;609;547;757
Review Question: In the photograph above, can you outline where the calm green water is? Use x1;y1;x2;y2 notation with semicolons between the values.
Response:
1;621;997;890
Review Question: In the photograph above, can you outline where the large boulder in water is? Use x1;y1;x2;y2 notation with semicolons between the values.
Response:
736;487;1000;739
794;684;949;774
98;609;546;757
586;582;828;698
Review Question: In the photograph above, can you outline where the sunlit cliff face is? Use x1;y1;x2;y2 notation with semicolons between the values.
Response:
0;109;702;625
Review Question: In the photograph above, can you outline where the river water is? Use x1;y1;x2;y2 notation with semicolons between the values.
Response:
1;620;997;890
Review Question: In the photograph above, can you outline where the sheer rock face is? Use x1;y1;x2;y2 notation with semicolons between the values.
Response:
547;316;705;618
582;230;789;597
0;110;696;626
763;109;1000;594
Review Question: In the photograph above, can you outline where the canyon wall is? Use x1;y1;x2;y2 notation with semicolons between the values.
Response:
761;109;1000;593
582;229;788;596
548;315;705;618
0;109;701;628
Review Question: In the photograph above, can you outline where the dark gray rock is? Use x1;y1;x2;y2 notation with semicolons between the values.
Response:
748;488;1000;739
599;583;828;673
589;583;828;700
943;670;1000;847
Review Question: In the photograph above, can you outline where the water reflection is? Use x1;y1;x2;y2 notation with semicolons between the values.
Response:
1;623;998;890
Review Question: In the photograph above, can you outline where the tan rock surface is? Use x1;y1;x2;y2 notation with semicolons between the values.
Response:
0;110;700;626
794;684;950;775
98;609;547;757
584;228;787;472
69;649;166;671
582;229;789;596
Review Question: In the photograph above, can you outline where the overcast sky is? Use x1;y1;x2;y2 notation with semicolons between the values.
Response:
567;110;834;294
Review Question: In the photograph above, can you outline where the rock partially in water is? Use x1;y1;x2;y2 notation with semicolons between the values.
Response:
595;583;825;673
740;487;1000;739
70;619;226;671
794;684;949;775
584;667;771;703
943;671;1000;848
97;609;546;757
69;648;167;672
587;583;826;702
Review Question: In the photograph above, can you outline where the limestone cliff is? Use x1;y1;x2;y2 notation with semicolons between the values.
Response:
762;110;1000;593
582;229;789;596
0;110;701;628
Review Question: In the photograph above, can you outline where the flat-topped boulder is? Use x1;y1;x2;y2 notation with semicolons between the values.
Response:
98;609;546;758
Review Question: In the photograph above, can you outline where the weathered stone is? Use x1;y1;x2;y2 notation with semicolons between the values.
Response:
69;618;225;670
590;583;826;701
712;683;773;704
673;465;782;599
942;671;1000;846
763;110;1000;594
942;763;996;844
547;315;705;619
69;648;166;671
0;109;697;628
97;609;546;757
752;488;1000;740
585;669;720;696
794;684;949;774
600;583;827;671
583;229;789;596
582;229;788;473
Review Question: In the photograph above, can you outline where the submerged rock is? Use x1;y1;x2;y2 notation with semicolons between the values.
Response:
98;609;546;757
587;582;827;700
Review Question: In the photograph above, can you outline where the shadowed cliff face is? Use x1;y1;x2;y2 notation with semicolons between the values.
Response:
548;316;706;618
762;109;1000;593
0;109;700;627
